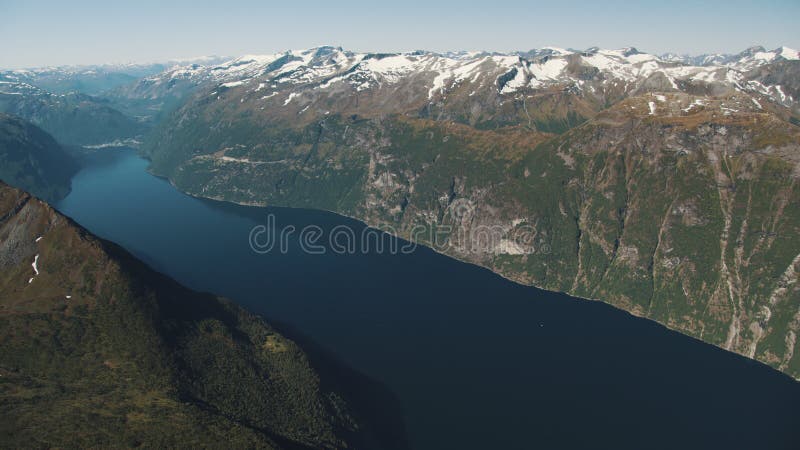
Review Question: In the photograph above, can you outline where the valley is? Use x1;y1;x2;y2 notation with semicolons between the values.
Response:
1;41;799;449
55;148;800;449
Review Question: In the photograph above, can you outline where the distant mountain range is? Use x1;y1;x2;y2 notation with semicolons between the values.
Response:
660;45;799;70
115;44;799;114
0;79;145;147
0;57;229;147
0;56;229;94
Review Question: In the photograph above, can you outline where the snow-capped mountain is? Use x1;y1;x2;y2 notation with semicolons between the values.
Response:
660;46;799;70
0;56;229;95
120;44;798;124
3;44;796;145
1;42;796;148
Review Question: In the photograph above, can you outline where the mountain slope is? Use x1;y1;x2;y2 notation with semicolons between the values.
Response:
509;95;800;375
0;113;78;202
0;182;404;448
0;79;145;147
141;46;800;379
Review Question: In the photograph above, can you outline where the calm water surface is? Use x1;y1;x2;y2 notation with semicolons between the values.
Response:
59;149;800;450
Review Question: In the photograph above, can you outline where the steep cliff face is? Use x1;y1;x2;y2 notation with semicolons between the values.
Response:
0;113;78;202
140;47;800;379
0;183;404;449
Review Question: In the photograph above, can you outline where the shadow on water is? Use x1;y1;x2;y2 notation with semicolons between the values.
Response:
270;320;409;450
99;235;410;450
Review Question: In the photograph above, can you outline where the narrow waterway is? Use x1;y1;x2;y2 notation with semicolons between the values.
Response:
58;149;800;450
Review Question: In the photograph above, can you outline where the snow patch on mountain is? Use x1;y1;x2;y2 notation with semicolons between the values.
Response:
116;44;799;112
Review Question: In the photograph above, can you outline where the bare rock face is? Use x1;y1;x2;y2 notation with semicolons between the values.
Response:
140;46;800;379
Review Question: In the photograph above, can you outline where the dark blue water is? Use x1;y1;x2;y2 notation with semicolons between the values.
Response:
59;149;800;450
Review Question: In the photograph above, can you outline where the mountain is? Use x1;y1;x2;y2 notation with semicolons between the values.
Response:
0;58;229;128
724;46;800;72
2;67;143;97
0;77;146;147
99;44;798;137
126;45;799;122
0;182;404;448
133;45;800;379
0;114;78;202
0;57;230;96
660;46;800;71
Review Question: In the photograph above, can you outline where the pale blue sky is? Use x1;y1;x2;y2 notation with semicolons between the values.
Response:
1;0;798;68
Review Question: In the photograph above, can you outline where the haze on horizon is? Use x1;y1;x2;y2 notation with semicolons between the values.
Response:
1;0;798;69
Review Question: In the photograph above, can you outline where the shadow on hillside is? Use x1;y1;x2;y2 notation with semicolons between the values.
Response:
270;320;410;450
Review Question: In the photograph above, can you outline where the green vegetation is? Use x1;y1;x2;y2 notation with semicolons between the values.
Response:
144;89;800;379
0;183;405;449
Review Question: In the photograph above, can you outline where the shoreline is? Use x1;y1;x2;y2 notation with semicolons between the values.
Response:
146;163;799;383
